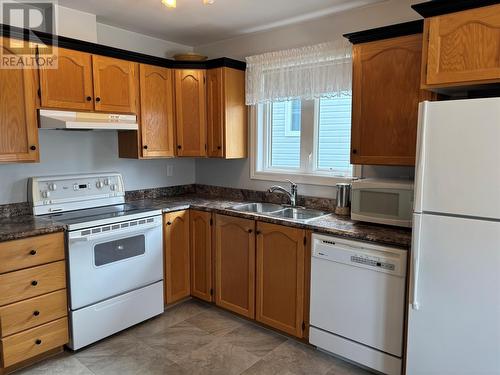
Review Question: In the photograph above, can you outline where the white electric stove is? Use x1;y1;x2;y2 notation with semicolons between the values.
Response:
29;173;164;350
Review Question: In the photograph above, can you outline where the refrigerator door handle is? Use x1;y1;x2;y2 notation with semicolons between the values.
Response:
411;214;422;310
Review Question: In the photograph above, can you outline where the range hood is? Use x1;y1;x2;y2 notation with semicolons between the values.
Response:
39;110;138;130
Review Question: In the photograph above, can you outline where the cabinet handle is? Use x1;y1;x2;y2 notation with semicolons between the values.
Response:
143;145;148;150
95;97;101;102
30;145;37;151
177;145;182;149
86;96;92;101
248;229;253;233
35;339;42;345
217;146;222;150
31;280;38;286
29;249;37;255
352;149;357;154
33;310;40;316
255;230;261;235
167;221;172;226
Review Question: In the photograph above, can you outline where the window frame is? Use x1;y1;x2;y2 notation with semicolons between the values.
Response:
250;101;361;187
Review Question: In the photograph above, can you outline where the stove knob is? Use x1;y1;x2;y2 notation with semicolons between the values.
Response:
73;184;79;191
104;178;110;186
96;181;104;189
110;184;117;191
42;191;50;198
48;183;57;191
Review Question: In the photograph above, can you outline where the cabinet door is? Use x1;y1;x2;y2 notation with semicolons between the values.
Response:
424;5;500;87
164;211;190;304
174;69;207;156
215;214;255;318
39;48;94;111
351;34;433;166
190;210;213;302
140;65;175;158
207;68;224;157
256;222;305;338
92;55;138;113
0;38;39;163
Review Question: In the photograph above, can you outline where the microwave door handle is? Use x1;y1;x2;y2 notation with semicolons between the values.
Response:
411;214;422;310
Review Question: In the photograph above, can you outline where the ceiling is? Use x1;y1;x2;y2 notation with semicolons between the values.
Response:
57;0;385;46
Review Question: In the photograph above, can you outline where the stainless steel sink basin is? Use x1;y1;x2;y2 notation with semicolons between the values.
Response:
230;203;330;223
230;202;283;214
268;207;330;222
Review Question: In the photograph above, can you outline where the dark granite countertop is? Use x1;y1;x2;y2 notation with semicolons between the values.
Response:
0;195;412;249
0;215;66;242
130;196;412;249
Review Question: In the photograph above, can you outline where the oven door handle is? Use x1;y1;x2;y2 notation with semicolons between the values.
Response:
69;220;161;243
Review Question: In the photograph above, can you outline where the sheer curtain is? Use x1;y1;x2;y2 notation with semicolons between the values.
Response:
245;38;352;105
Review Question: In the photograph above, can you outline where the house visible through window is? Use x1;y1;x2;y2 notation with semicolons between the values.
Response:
254;93;355;184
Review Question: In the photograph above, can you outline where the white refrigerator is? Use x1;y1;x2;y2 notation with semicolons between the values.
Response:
406;98;500;374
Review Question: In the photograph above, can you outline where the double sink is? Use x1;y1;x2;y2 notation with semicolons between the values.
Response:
229;202;330;223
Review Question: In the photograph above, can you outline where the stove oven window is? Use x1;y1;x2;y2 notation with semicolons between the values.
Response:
94;235;146;266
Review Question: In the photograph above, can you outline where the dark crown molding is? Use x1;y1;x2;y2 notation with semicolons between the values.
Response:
0;23;246;71
412;0;500;18
343;20;423;44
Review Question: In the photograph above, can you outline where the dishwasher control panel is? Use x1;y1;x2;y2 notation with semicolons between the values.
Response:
312;233;407;277
350;255;396;271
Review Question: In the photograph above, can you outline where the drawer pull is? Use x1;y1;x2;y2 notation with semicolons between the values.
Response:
35;339;42;345
29;249;37;255
31;280;38;286
33;310;40;316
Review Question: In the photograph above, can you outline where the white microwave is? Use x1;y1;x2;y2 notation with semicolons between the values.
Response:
351;179;414;228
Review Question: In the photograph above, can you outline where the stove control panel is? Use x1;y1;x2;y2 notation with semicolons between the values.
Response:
29;173;125;215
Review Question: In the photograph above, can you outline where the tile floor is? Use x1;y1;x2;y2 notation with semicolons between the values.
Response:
17;300;373;375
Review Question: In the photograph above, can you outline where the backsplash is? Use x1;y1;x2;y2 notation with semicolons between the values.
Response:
0;183;336;218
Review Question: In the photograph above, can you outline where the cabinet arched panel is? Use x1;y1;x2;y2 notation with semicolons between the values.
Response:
39;48;94;111
424;5;500;86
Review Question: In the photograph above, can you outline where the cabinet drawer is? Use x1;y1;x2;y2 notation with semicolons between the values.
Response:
0;317;68;367
0;233;65;274
0;262;66;307
0;290;67;337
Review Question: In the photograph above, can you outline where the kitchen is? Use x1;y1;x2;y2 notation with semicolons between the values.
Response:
0;0;499;374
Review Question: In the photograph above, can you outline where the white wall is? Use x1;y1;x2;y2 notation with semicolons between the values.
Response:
56;6;98;42
97;23;192;58
0;131;195;205
194;0;419;198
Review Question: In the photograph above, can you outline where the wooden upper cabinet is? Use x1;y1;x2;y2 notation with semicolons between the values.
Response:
92;55;138;114
214;215;255;319
164;210;190;304
174;69;207;156
256;222;305;338
0;38;39;163
190;210;213;302
39;48;93;111
423;4;500;87
351;34;433;166
207;68;247;159
139;64;175;158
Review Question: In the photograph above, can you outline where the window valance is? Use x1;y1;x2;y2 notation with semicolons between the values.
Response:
245;39;352;105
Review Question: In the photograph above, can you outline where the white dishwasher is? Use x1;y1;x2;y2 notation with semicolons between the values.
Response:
309;233;407;375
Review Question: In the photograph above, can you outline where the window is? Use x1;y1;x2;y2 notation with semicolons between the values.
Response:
252;93;357;185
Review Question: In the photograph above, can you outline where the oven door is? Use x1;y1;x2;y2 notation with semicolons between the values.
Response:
68;215;163;310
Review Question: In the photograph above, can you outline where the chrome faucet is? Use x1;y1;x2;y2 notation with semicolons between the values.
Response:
268;180;298;207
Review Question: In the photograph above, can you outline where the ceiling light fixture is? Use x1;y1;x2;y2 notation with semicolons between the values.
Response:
161;0;214;8
161;0;176;8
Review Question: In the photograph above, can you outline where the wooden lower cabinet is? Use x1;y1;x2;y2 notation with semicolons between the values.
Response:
190;210;213;302
214;215;255;318
0;318;68;368
0;233;68;372
255;222;306;338
163;211;191;304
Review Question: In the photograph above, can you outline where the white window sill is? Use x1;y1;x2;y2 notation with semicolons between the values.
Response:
251;169;356;187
